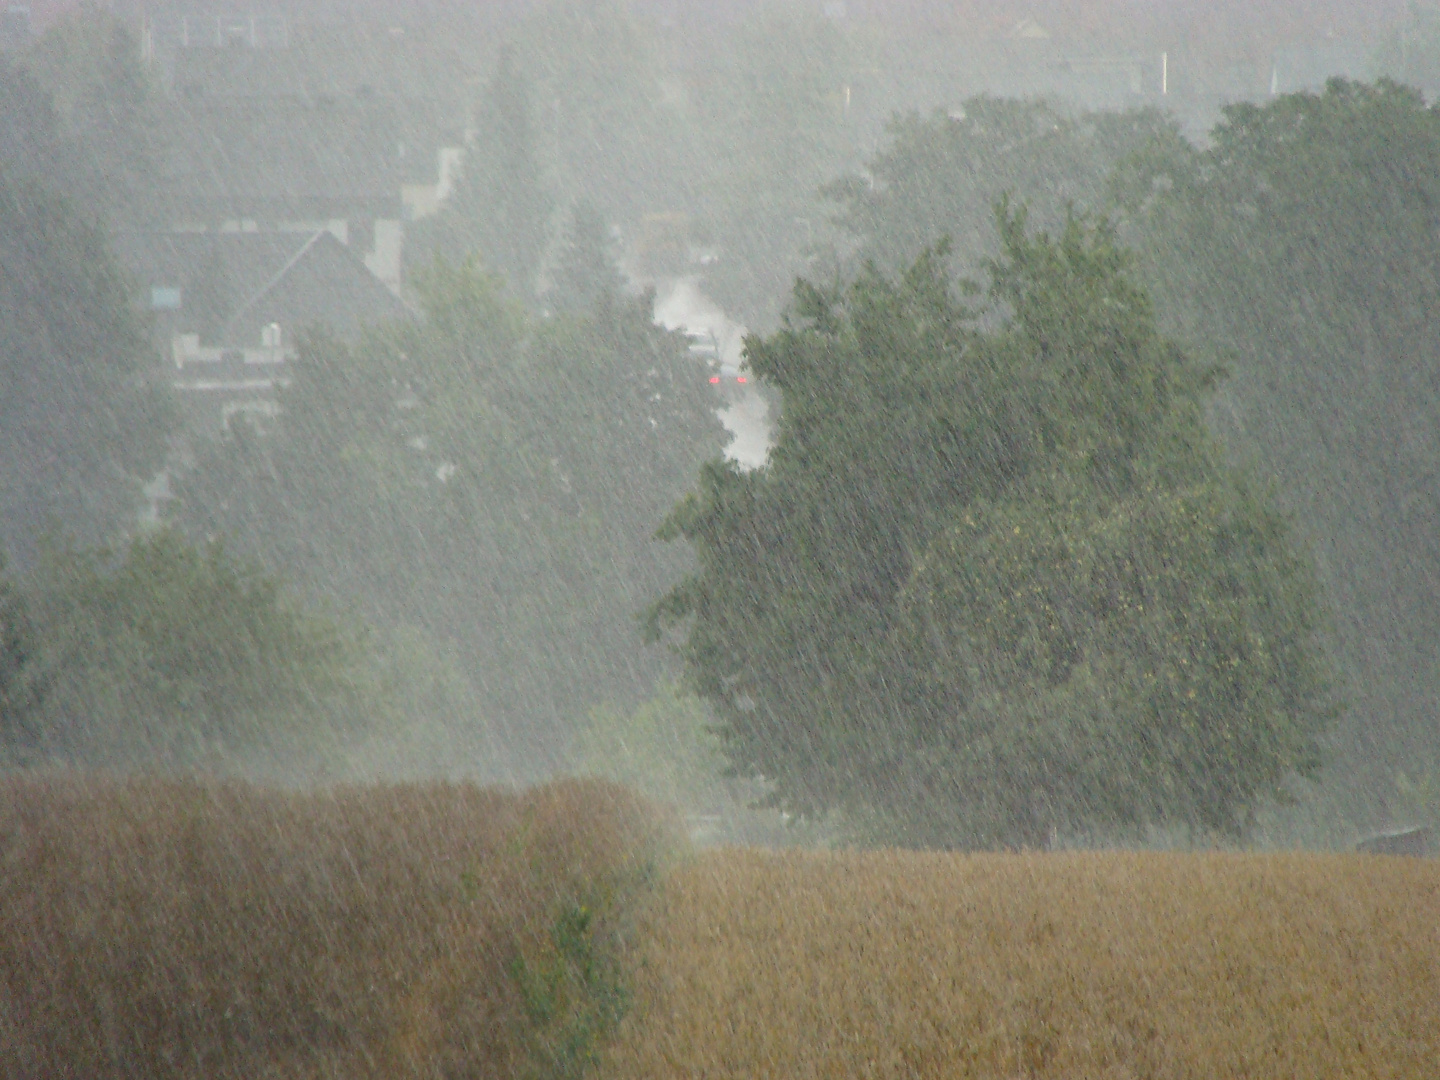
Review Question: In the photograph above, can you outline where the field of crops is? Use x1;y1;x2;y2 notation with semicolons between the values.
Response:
2;776;1436;1079
0;774;673;1080
600;848;1440;1079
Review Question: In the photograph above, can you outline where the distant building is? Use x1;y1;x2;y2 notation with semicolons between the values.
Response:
155;97;404;232
147;92;460;291
117;228;411;435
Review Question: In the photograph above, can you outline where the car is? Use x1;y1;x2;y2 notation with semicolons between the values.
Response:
687;329;749;399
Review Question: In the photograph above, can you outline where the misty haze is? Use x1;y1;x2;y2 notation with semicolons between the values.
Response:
1;1;1438;1076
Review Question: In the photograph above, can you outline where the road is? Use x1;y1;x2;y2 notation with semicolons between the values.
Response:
652;277;773;470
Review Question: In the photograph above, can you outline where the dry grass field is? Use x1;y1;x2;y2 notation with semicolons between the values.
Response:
0;773;675;1080
598;848;1440;1080
5;774;1437;1079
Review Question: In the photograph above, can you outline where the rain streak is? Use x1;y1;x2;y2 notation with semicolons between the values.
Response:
0;2;1437;1077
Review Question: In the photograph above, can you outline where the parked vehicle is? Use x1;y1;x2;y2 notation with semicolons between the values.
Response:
687;329;748;401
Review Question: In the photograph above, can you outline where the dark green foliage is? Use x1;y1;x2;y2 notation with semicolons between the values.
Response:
0;166;170;563
1115;79;1440;813
507;892;633;1079
19;529;377;769
890;477;1330;848
179;258;725;773
649;209;1334;849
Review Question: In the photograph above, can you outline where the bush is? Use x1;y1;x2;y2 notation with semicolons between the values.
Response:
17;528;381;770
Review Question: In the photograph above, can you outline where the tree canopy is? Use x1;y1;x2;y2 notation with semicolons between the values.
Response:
0;164;170;564
826;96;1177;282
3;529;382;771
817;79;1440;833
1114;79;1440;813
179;254;725;773
649;208;1335;849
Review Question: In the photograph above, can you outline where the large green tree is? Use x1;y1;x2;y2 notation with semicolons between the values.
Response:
8;529;382;772
648;209;1334;849
1114;79;1440;817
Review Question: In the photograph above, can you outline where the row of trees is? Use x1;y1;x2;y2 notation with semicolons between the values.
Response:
0;7;729;780
2;1;1431;844
638;78;1440;845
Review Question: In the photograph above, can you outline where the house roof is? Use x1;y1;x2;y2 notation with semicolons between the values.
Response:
116;227;411;346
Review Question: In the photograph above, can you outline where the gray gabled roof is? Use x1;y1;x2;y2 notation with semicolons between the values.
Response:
116;228;411;346
223;227;411;339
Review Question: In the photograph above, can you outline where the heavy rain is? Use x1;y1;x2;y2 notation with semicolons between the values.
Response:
1;1;1437;1076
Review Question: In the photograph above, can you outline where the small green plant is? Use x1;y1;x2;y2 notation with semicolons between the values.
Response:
466;784;673;1080
508;885;633;1079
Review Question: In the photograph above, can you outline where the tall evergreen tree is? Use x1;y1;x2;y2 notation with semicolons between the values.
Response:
412;48;552;298
547;199;625;315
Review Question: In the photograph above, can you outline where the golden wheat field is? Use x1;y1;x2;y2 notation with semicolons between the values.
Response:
598;847;1440;1080
3;775;1438;1079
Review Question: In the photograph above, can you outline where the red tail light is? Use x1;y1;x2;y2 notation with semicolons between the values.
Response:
709;376;721;384
736;376;748;384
